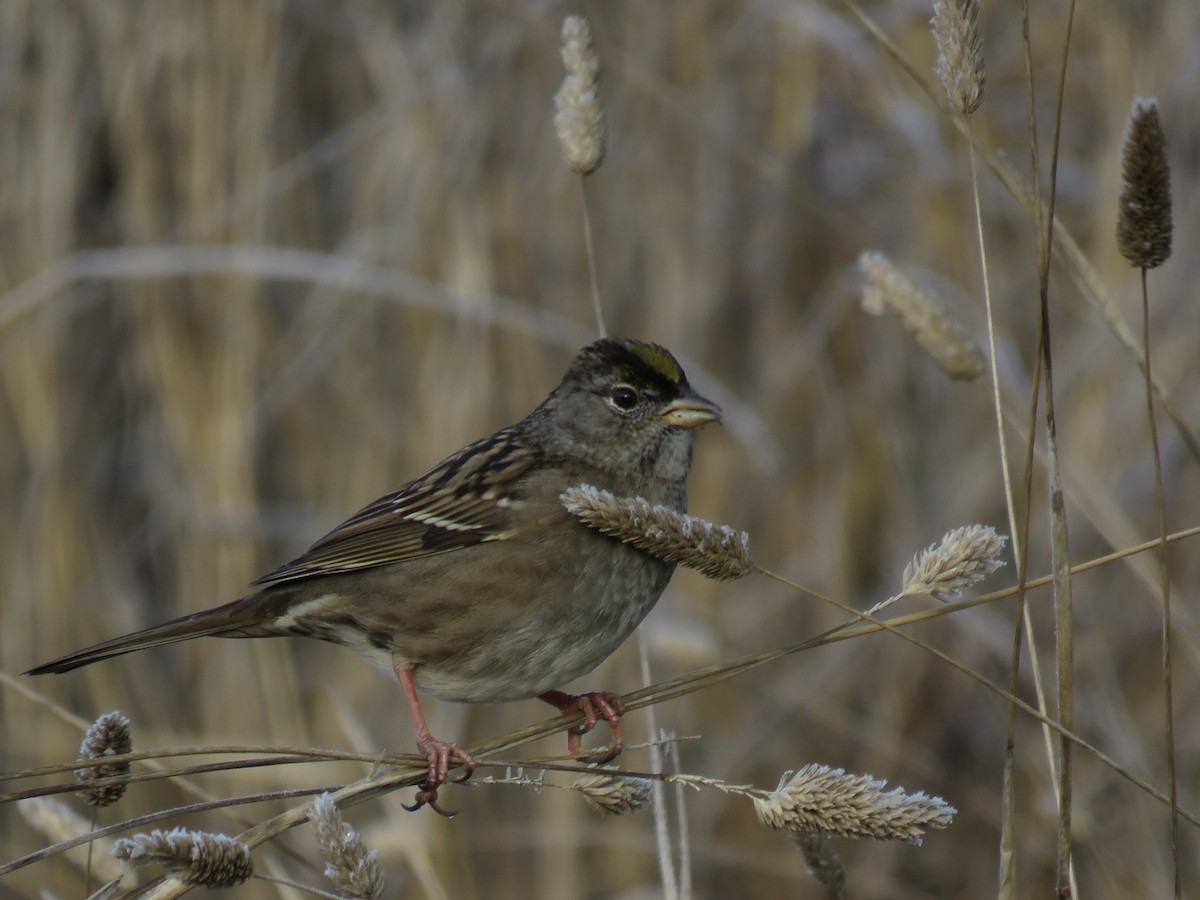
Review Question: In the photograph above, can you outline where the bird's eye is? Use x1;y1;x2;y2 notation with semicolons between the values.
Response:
608;385;640;411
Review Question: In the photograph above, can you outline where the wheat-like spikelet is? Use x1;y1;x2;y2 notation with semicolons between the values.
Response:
931;0;984;115
859;251;985;382
870;523;1006;614
307;793;386;899
901;524;1007;601
752;764;955;845
112;828;253;887
572;771;654;816
554;16;606;174
792;831;846;897
17;797;128;883
560;484;754;581
1117;98;1172;270
75;710;132;808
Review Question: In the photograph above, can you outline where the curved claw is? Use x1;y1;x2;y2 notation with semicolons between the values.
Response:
403;787;459;817
426;796;459;817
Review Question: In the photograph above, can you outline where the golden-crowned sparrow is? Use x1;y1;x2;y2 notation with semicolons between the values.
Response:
27;337;720;812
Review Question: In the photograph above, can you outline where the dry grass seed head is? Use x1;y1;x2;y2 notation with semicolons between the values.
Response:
561;484;754;581
76;710;133;808
901;524;1007;601
573;771;654;816
753;764;956;845
931;0;985;115
554;16;606;174
1117;97;1172;269
308;793;386;899
859;251;985;382
112;828;254;887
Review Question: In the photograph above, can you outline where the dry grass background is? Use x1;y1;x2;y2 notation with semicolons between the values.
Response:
1;1;1197;896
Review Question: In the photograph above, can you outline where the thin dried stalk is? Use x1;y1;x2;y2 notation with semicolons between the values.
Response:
554;15;609;336
1119;96;1179;898
1048;362;1075;900
86;877;125;900
308;793;385;899
792;832;846;898
112;828;253;887
1141;258;1180;896
16;797;128;883
467;766;650;817
930;4;1018;885
561;484;754;581
859;251;984;382
1117;99;1172;270
752;764;955;845
76;711;133;808
1015;0;1079;889
931;0;985;114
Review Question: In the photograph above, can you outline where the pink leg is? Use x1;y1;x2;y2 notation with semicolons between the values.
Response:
395;664;476;815
539;689;626;763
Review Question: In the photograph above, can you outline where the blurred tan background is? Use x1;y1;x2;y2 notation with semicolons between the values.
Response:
1;1;1197;896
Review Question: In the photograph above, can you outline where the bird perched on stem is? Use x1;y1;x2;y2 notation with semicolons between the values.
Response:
28;337;720;814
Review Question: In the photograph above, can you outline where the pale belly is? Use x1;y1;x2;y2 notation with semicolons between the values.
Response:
278;534;676;704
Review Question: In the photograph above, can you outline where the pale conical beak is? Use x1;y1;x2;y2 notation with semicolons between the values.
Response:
658;390;722;429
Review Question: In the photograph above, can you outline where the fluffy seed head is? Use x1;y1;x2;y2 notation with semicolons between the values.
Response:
753;764;956;845
560;16;600;82
901;525;1007;601
113;828;253;887
561;484;754;581
308;793;386;899
1117;98;1172;269
860;251;985;382
931;0;985;115
554;16;606;174
76;710;133;807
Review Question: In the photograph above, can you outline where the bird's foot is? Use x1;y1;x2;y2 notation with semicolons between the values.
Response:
539;689;626;763
403;735;476;816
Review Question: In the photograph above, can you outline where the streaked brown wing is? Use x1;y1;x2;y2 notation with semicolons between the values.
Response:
251;430;540;587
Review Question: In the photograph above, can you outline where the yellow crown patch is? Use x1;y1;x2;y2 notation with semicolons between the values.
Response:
625;340;684;383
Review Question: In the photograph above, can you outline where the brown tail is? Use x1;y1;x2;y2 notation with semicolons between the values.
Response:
25;592;289;675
